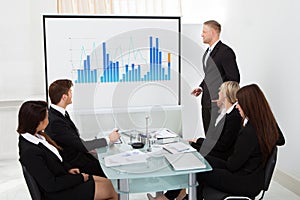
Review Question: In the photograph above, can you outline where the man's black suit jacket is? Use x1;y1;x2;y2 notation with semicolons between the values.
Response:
45;107;106;176
18;136;94;200
191;107;242;160
200;41;240;108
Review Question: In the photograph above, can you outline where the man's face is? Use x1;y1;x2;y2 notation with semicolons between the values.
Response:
66;88;73;105
201;25;213;44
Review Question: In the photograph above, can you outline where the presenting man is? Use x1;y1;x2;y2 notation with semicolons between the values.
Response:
191;20;240;133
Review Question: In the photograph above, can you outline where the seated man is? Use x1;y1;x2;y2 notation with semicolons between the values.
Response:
45;79;120;177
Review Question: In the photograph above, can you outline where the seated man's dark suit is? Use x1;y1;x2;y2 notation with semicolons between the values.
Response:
45;106;107;177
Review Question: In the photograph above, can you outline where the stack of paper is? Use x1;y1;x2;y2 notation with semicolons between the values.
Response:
163;142;196;154
104;150;148;167
165;153;206;171
154;129;177;139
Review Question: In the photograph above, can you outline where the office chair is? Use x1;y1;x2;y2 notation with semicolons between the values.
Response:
21;165;42;200
203;146;278;200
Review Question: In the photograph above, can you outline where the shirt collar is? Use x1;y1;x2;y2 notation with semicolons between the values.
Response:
226;102;238;114
21;133;45;145
209;39;220;52
243;117;249;126
51;104;66;116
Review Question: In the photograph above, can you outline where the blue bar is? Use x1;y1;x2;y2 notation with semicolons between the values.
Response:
100;76;104;82
91;70;94;83
103;43;106;70
87;55;90;70
156;38;159;81
116;61;119;82
131;64;135;81
162;68;165;80
168;62;171;80
125;64;129;82
150;37;153;80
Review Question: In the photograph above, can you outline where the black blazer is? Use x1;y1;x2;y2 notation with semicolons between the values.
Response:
200;41;240;108
191;107;242;160
18;136;94;200
45;107;107;176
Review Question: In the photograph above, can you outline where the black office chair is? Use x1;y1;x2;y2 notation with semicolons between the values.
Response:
21;165;42;200
203;146;278;200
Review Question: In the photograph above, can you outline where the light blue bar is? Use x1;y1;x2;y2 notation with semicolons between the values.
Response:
106;54;109;82
109;61;113;82
152;47;155;81
100;76;104;82
103;70;106;82
77;70;81;83
134;69;138;81
162;68;165;80
138;65;141;81
91;70;94;83
122;74;126;82
93;69;97;83
125;64;129;82
81;70;85;83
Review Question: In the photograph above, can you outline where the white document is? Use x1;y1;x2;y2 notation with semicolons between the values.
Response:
154;129;177;139
104;150;148;167
165;153;206;171
163;142;196;154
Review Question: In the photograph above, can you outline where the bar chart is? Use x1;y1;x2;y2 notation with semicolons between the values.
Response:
75;36;171;84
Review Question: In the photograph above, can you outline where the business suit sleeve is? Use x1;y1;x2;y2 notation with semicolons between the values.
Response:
221;48;240;83
50;119;88;153
22;148;84;193
82;138;108;151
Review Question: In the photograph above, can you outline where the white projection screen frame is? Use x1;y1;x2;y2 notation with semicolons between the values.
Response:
43;15;181;116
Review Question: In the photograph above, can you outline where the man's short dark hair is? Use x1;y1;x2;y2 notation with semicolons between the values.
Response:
49;79;73;105
204;20;221;34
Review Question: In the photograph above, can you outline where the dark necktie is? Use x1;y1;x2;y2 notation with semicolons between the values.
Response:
65;111;71;120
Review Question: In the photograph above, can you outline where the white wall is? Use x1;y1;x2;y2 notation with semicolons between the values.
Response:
180;0;300;182
0;0;299;189
0;0;55;157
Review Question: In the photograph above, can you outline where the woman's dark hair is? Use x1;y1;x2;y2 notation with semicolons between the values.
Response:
236;84;278;165
17;100;61;150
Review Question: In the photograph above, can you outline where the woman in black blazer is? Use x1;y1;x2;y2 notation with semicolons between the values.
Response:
17;101;118;200
189;81;242;160
196;84;285;198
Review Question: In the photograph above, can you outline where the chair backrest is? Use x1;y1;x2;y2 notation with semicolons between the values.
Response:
263;146;278;191
21;165;42;200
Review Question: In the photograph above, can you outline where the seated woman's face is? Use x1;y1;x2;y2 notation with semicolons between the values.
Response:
36;112;49;133
218;90;225;103
236;103;245;119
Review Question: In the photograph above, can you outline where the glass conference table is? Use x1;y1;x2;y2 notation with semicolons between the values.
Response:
96;131;212;200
